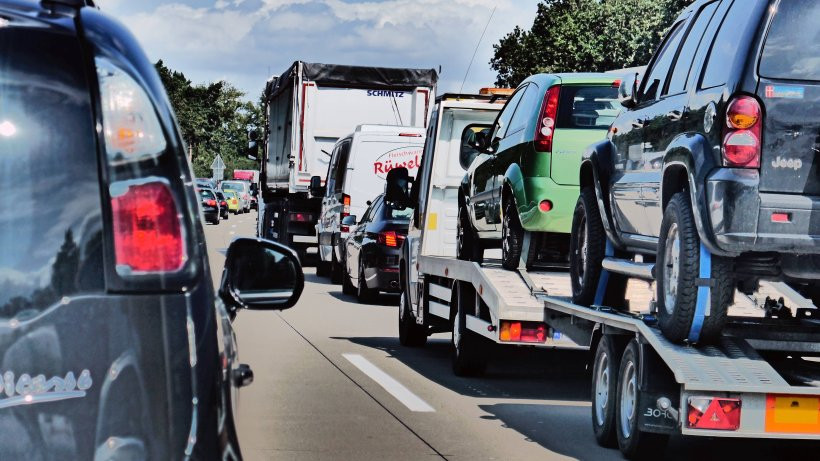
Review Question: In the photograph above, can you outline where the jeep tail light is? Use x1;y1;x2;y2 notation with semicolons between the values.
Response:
341;194;352;232
96;57;167;164
110;180;185;274
499;321;547;343
535;85;561;153
723;96;762;168
687;396;741;431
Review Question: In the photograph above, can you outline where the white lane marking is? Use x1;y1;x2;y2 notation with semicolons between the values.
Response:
342;353;435;412
229;231;235;235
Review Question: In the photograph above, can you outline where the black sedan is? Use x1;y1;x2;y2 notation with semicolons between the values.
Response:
198;187;221;225
343;194;412;303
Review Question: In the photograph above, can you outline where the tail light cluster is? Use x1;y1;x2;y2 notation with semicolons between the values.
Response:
534;85;561;153
723;96;762;168
687;396;741;431
377;231;405;247
96;57;187;276
499;321;547;343
204;199;216;207
289;212;313;223
340;194;352;232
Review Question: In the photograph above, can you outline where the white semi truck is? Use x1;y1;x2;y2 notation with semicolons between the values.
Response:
257;61;437;261
388;94;820;459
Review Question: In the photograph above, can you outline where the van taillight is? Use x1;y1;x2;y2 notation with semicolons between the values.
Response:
534;85;561;153
723;96;762;168
341;194;352;232
111;180;185;274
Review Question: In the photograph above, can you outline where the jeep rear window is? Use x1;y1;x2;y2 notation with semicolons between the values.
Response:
556;86;620;129
759;0;820;81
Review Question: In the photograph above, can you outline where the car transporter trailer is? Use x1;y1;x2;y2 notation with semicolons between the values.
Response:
411;235;820;458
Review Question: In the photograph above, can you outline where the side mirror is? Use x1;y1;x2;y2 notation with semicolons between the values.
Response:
309;175;325;197
219;238;304;311
618;73;639;109
385;167;412;208
341;215;357;226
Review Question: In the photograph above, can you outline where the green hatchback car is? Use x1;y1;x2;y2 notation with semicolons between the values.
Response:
458;73;621;269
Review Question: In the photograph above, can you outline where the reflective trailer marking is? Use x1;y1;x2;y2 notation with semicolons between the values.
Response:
342;354;434;412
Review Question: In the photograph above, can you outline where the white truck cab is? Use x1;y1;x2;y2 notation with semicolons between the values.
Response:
316;124;425;278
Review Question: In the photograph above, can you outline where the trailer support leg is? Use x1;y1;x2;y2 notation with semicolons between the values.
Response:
593;240;615;307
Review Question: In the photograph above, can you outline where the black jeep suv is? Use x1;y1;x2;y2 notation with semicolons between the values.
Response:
574;0;820;343
0;1;303;458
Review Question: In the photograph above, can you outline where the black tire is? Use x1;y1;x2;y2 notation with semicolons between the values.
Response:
501;199;534;270
342;263;356;295
399;286;427;347
357;261;378;303
211;215;220;225
451;281;488;376
657;192;733;344
591;335;621;448
330;243;343;284
615;340;669;459
316;260;330;277
457;204;484;264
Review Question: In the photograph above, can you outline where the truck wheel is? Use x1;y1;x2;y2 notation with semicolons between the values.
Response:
357;262;378;304
316;260;330;277
616;339;668;459
592;335;621;448
399;287;427;347
451;281;488;376
457;205;483;265
657;192;733;344
501;199;534;270
570;187;606;306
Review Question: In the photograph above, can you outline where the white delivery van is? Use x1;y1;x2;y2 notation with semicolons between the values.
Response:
315;125;425;279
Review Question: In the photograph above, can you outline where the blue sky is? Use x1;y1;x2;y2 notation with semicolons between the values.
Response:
95;0;539;100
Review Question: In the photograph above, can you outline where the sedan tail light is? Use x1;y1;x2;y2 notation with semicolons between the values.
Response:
377;231;405;247
110;180;185;274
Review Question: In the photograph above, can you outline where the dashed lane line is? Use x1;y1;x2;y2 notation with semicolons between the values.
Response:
343;353;435;413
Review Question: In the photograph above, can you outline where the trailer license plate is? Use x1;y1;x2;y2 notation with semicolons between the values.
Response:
765;395;820;434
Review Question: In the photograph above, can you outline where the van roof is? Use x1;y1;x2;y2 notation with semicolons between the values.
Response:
353;125;426;135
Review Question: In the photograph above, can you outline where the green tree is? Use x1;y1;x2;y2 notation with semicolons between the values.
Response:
155;61;262;178
490;0;694;88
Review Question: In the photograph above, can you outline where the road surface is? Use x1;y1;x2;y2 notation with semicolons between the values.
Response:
203;210;810;461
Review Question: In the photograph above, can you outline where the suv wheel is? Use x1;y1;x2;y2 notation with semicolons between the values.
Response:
457;205;484;264
501;199;535;270
657;192;733;344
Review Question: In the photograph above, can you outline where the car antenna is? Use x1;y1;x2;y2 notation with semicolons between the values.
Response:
459;6;496;95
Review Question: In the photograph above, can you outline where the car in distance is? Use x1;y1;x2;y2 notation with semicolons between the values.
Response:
196;177;217;190
574;0;820;343
342;193;413;303
215;190;230;220
225;190;241;214
458;73;621;269
0;2;305;457
198;187;222;225
221;180;251;213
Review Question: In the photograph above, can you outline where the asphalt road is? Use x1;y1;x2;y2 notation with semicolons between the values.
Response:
203;210;814;461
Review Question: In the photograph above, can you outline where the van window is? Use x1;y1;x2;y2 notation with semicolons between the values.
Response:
331;140;351;194
0;26;104;319
641;21;686;102
701;0;760;88
413;109;439;228
493;86;526;139
665;1;719;95
759;0;820;81
556;86;619;129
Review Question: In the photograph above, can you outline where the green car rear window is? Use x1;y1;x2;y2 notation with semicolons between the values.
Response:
556;85;619;129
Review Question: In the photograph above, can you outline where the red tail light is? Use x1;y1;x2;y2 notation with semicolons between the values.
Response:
723;96;762;168
220;201;227;206
377;231;405;247
205;199;216;207
341;194;352;232
687;397;741;431
534;85;561;153
499;321;547;343
289;212;313;222
111;180;185;273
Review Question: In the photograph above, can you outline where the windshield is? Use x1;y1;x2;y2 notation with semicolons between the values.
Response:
556;85;619;129
386;204;413;220
199;189;215;199
759;0;820;81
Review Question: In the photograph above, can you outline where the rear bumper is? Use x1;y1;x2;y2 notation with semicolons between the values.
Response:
203;209;218;220
362;246;402;292
518;177;578;233
705;168;820;253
